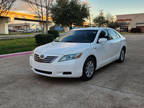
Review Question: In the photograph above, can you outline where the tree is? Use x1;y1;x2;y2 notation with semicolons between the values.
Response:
94;11;121;29
93;16;108;27
106;13;113;22
0;0;16;15
107;21;121;29
51;0;89;28
24;0;54;33
106;13;121;29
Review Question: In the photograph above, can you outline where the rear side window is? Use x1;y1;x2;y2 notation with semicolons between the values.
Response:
114;30;122;38
108;29;119;39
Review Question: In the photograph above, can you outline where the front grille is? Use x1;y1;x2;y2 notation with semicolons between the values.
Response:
34;54;57;63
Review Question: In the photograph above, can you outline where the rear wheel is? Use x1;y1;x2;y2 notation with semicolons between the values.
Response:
82;57;96;81
118;48;125;63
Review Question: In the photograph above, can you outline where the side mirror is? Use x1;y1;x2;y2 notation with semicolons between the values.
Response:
98;38;107;43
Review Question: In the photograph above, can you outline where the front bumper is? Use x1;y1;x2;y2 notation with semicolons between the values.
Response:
30;56;83;78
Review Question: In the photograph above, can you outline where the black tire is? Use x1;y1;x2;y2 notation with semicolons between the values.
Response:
81;57;96;81
118;48;125;63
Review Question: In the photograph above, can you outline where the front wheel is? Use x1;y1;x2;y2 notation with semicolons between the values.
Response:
82;57;96;81
118;48;125;63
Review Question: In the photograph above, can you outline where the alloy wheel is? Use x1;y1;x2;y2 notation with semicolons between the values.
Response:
85;61;95;78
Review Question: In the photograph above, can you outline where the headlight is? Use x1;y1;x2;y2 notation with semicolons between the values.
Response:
59;53;82;62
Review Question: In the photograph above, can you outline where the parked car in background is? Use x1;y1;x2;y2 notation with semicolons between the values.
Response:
16;29;25;33
9;29;16;32
30;27;127;80
24;29;40;33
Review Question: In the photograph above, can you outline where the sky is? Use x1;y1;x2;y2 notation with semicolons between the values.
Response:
11;1;32;13
88;0;144;16
11;0;144;17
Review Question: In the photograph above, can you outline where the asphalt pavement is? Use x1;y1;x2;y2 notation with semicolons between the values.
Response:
0;35;144;108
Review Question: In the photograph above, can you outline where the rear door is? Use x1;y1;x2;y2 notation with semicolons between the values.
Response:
107;29;122;59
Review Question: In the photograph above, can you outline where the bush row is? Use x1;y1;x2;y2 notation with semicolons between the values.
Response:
35;30;59;46
131;28;141;33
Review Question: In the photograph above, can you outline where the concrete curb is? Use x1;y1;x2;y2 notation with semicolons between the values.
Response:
0;51;33;59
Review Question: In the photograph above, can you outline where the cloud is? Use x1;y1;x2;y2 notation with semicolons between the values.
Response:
11;0;33;13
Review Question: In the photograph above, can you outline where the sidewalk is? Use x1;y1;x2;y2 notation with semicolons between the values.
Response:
0;51;32;59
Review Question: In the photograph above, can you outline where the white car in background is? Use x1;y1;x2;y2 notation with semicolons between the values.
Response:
30;27;126;80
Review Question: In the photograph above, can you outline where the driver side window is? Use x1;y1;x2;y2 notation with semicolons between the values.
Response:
98;30;111;42
99;31;106;39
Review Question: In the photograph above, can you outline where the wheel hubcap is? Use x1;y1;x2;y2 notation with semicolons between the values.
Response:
85;61;95;78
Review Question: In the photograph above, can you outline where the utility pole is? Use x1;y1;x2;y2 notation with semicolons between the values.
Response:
99;9;104;16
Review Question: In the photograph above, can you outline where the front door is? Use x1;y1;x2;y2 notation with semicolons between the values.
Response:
95;30;113;66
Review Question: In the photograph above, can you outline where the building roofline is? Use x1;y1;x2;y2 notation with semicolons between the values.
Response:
116;13;144;16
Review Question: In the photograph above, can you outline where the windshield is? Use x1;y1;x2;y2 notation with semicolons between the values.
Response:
55;30;98;43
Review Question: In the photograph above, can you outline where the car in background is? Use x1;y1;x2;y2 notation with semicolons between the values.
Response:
24;29;40;33
16;29;25;33
30;27;127;80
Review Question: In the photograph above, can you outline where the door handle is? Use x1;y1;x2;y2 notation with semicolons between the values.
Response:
93;46;97;49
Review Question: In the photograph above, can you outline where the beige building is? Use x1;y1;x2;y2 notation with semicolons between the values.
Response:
117;13;144;32
0;17;9;34
9;23;30;31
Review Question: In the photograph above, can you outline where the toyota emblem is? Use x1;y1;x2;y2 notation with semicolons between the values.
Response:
40;54;44;59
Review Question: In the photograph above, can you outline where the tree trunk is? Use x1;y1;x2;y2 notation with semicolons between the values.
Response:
69;24;73;30
46;7;49;33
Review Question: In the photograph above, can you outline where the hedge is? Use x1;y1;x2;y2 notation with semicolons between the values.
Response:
35;30;59;46
131;28;141;33
47;30;59;37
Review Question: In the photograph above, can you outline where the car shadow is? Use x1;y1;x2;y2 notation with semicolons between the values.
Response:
94;62;117;75
94;58;129;76
33;58;129;84
33;74;84;85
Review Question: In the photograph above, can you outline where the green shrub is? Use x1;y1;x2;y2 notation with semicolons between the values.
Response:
35;34;58;46
48;30;59;37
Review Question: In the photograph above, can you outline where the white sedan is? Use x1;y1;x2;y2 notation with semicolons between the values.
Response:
30;27;126;80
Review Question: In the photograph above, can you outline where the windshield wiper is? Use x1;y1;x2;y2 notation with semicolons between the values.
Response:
65;41;75;42
54;40;60;42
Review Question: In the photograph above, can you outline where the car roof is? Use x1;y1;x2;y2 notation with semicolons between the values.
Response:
72;27;112;31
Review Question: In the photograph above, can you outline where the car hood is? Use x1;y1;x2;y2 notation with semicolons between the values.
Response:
34;42;90;55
